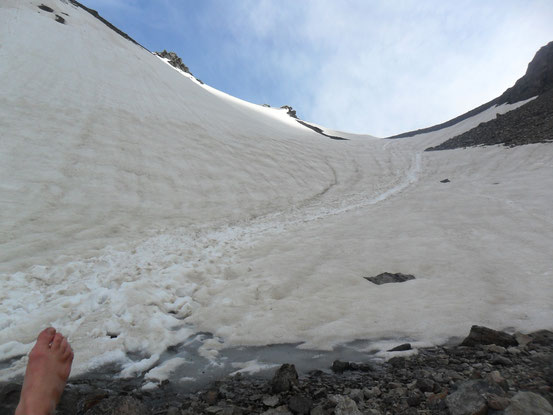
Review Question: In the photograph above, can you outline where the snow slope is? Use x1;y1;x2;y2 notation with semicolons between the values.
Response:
1;0;552;383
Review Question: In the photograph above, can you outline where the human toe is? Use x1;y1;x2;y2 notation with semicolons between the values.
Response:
51;333;64;350
36;327;56;347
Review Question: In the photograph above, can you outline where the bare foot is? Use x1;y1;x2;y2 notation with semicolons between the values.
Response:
15;328;74;415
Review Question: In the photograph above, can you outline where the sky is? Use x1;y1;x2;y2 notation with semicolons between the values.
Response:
84;0;553;137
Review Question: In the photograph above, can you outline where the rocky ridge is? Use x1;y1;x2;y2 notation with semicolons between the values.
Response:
1;326;551;415
389;40;553;148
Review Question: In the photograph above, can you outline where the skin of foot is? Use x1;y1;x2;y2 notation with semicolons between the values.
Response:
15;327;74;415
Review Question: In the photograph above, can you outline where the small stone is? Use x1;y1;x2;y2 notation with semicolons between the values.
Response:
407;391;422;407
492;355;512;366
287;395;312;415
271;364;299;394
363;386;381;399
486;394;511;410
486;371;508;391
348;388;364;403
486;344;507;354
440;178;451;183
263;396;279;407
416;378;435;393
329;395;361;415
166;408;180;415
205;406;223;414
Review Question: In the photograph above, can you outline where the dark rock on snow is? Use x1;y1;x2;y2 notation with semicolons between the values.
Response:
440;178;450;183
388;343;412;352
365;272;416;285
461;325;518;348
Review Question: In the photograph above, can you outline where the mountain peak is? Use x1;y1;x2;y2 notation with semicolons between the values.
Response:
499;40;553;104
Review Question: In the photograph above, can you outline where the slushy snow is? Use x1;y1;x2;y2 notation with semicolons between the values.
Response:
1;0;552;383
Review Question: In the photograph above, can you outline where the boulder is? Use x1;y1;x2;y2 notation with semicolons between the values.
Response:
504;391;553;415
271;364;299;394
445;379;504;415
460;325;517;347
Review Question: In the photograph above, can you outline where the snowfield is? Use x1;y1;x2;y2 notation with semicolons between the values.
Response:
1;0;552;384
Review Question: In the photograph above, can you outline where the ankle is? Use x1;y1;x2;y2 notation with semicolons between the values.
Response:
16;397;55;415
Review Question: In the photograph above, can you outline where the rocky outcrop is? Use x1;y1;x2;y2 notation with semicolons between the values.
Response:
389;41;553;142
425;88;553;150
156;50;192;75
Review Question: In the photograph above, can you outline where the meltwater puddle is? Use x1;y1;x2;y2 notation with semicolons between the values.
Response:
77;332;425;393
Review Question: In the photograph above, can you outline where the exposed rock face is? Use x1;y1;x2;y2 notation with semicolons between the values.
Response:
389;40;553;143
364;272;416;285
280;105;298;119
460;325;517;348
425;88;553;150
501;41;553;104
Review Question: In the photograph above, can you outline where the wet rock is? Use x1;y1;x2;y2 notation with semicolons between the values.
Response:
329;395;361;415
364;272;415;285
83;396;150;415
445;379;504;415
388;343;412;352
504;391;553;414
287;394;312;414
271;364;299;393
460;325;517;348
